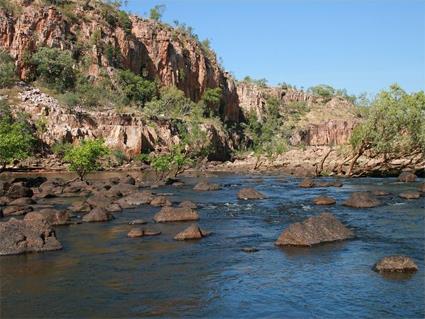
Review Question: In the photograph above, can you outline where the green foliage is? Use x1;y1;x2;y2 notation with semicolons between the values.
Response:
201;88;222;115
31;47;76;92
117;10;132;34
308;84;335;101
105;44;122;67
63;139;110;180
241;76;268;87
113;149;127;165
0;50;17;88
51;141;73;158
0;0;22;15
149;4;165;21
116;69;157;106
0;100;34;169
350;84;425;156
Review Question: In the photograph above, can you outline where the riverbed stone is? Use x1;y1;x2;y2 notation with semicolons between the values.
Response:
418;183;425;193
82;208;113;222
299;178;315;188
8;197;36;206
242;247;259;253
313;196;336;205
5;183;33;199
275;212;354;246
153;207;199;223
122;175;136;185
127;228;143;238
372;190;391;196
179;201;197;209
174;224;210;240
105;203;122;213
343;192;381;208
398;171;417;183
237;188;266;200
193;181;221;191
150;196;172;207
0;218;62;255
373;256;418;273
11;176;47;188
24;209;71;226
69;200;92;213
115;191;153;208
3;205;33;216
399;191;421;200
129;219;147;225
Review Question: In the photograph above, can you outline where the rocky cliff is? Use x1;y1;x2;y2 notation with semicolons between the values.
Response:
0;0;240;121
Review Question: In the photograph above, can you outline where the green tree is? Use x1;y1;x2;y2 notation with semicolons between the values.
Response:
0;50;17;88
201;87;222;116
0;100;34;171
63;139;110;180
116;69;157;106
348;84;425;175
31;47;76;92
308;84;335;101
149;4;165;21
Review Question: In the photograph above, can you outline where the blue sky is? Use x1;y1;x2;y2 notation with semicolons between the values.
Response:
124;0;425;95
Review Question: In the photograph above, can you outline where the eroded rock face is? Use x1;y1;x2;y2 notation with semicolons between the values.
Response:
153;207;199;223
0;218;62;255
275;212;354;247
343;192;381;208
174;224;210;240
373;256;418;273
237;188;265;200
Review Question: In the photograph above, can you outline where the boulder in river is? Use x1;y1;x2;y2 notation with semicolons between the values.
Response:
82;208;114;223
237;188;266;200
150;196;172;207
24;209;71;226
398;171;417;183
343;192;381;208
8;197;36;206
174;224;210;240
153;207;199;223
418;183;425;193
5;183;33;199
373;256;418;273
193;181;221;191
115;191;153;208
299;178;315;188
275;212;354;246
0;218;62;255
399;191;421;200
312;196;336;205
129;219;147;225
3;205;33;217
372;190;391;196
179;201;197;209
128;228;161;238
69;200;92;213
316;180;343;188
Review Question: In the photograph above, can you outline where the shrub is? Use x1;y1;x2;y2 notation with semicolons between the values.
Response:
0;100;34;171
51;141;73;157
308;84;335;101
149;4;165;21
116;69;157;106
60;92;80;109
113;149;127;165
31;47;76;92
201;87;222;116
117;10;132;35
63;139;110;180
0;50;17;88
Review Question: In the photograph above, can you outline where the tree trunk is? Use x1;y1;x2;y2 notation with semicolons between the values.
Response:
347;150;363;177
317;148;333;176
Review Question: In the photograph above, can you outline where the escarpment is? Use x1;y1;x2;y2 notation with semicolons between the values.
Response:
0;0;240;121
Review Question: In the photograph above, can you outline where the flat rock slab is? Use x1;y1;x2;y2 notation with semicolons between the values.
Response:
154;207;199;223
275;212;354;247
399;191;421;200
127;228;161;238
174;224;210;240
115;191;153;208
373;256;418;273
343;192;381;208
313;196;336;205
237;188;266;200
0;218;62;256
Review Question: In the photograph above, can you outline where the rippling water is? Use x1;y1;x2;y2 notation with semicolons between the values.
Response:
1;174;424;318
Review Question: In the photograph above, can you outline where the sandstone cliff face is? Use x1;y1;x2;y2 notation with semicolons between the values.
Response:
0;0;240;121
15;85;235;160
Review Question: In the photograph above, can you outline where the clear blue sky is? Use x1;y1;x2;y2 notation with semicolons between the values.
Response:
124;0;425;95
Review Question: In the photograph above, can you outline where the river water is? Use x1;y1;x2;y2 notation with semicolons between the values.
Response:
0;174;424;318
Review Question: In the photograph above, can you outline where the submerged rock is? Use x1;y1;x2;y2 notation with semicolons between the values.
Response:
153;207;199;223
241;247;259;253
0;218;62;255
275;212;354;247
316;180;343;188
343;192;381;208
299;178;315;188
399;191;421;200
237;188;266;200
372;190;391;196
174;224;210;240
127;228;161;238
129;219;147;225
82;208;114;223
312;196;336;205
373;256;418;273
193;181;221;191
398;171;417;183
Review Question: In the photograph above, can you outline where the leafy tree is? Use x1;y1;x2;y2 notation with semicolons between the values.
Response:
63;139;110;180
348;84;425;175
0;50;17;88
308;84;335;101
149;4;165;21
116;69;157;106
31;47;76;92
201;87;222;116
0;100;34;171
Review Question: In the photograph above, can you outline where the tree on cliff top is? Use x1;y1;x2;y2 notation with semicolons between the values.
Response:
348;84;425;176
149;4;165;21
64;139;110;180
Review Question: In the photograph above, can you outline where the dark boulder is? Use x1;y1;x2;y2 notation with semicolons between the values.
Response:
153;207;199;223
373;256;418;273
0;181;10;196
242;247;259;253
174;224;210;240
275;212;354;246
11;176;47;188
82;208;114;223
193;181;221;191
0;218;62;255
398;171;417;183
122;175;136;185
313;196;336;205
237;188;266;200
5;183;33;199
343;192;381;208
